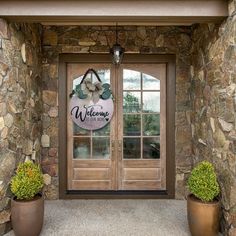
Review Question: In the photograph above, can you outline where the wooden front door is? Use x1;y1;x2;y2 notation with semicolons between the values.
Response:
117;64;166;190
67;61;166;191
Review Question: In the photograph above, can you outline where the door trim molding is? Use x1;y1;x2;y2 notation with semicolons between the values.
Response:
59;53;176;199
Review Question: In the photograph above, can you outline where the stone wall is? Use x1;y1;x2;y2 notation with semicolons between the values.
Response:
0;7;235;235
190;1;236;235
0;1;235;233
0;19;42;235
41;25;193;200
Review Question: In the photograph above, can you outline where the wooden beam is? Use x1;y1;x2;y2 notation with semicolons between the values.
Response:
0;1;228;25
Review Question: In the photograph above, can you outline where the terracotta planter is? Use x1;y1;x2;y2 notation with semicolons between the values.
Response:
187;194;220;236
11;194;44;236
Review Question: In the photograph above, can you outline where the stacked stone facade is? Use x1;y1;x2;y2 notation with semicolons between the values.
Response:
0;20;42;235
0;1;235;235
190;1;236;235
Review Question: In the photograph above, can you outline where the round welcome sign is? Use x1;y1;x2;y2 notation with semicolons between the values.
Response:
69;68;114;131
70;95;114;131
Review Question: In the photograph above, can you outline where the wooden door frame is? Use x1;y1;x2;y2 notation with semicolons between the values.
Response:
59;53;176;199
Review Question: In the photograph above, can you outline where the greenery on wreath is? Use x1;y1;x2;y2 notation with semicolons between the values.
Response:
11;161;44;200
70;76;112;104
187;161;220;202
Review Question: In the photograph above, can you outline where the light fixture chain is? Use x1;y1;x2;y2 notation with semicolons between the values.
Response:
116;23;118;44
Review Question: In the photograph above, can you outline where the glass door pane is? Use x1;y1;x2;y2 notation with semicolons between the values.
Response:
122;69;160;159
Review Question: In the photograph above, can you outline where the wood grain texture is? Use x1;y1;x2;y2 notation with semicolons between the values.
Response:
122;181;162;190
73;160;111;168
124;168;161;181
72;180;111;190
73;168;110;180
123;160;160;168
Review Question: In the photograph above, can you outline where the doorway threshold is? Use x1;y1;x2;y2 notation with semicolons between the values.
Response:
61;190;173;199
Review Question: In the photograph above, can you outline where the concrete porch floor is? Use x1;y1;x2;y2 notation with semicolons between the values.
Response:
6;200;191;236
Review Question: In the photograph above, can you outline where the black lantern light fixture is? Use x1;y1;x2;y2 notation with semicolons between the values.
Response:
110;24;125;65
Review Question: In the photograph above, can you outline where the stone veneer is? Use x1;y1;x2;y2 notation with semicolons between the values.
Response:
0;20;42;235
0;1;235;234
41;25;193;200
190;1;236;235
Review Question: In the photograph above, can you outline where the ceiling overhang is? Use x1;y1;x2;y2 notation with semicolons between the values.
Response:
0;0;228;26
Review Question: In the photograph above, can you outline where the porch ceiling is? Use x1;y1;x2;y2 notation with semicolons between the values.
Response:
0;0;228;26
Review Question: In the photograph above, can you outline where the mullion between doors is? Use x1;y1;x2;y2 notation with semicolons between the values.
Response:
141;72;143;160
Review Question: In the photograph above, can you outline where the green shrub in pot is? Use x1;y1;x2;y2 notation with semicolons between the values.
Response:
11;161;44;200
187;161;221;236
187;161;220;202
10;161;45;236
11;161;43;200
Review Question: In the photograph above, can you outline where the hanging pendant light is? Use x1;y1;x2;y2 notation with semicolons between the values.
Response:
110;24;125;65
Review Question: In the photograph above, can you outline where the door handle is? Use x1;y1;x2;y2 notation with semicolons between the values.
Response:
111;140;115;152
118;140;122;152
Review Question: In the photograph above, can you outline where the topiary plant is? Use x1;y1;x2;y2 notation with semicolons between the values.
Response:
11;161;44;200
187;161;220;202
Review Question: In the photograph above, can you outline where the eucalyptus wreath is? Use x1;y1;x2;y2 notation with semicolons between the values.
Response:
70;70;112;104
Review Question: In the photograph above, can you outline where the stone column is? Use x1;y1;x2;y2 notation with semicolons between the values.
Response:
190;0;236;234
0;19;42;235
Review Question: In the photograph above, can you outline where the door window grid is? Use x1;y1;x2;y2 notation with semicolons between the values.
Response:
123;70;160;159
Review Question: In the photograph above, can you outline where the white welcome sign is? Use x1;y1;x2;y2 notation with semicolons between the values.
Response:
70;96;114;130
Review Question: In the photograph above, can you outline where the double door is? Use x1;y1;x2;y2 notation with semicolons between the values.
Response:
67;62;166;191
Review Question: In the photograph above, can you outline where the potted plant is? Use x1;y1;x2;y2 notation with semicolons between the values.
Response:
10;161;44;236
187;161;220;236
